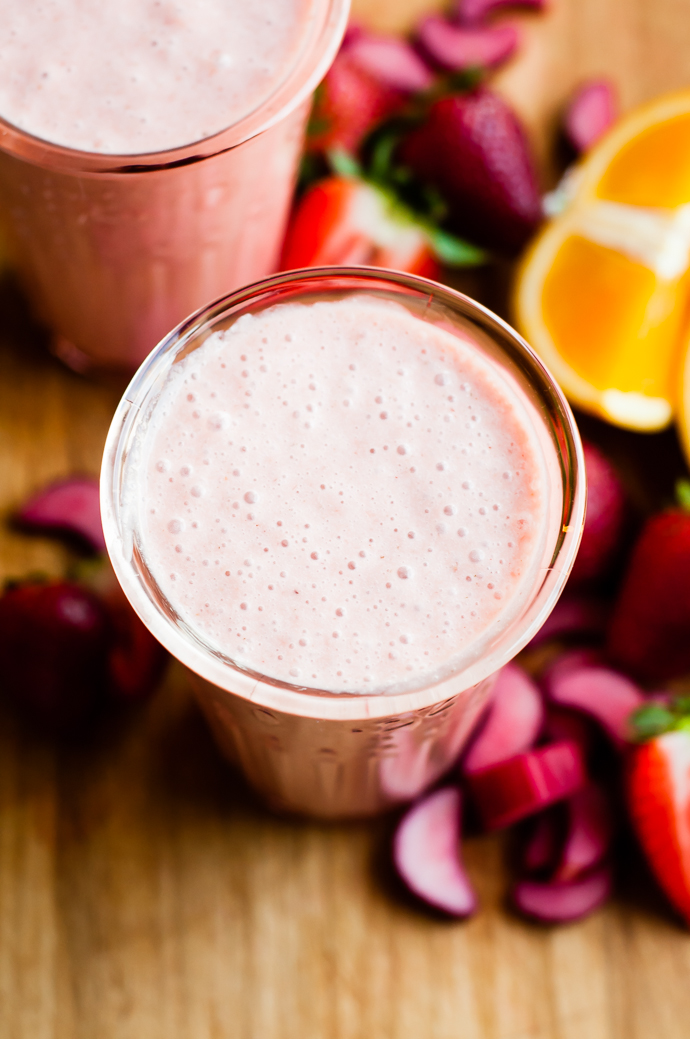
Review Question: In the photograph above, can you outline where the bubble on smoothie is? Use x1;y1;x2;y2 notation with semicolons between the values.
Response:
397;445;407;455
191;485;204;497
244;491;258;504
457;527;467;537
156;459;170;473
208;411;230;430
469;549;484;562
168;519;185;534
397;566;411;580
443;505;455;516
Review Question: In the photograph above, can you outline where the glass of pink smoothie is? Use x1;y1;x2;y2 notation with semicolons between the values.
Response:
101;267;585;818
0;0;349;373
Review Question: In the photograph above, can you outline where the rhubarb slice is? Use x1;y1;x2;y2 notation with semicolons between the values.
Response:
416;16;518;71
523;808;562;874
555;783;613;882
455;0;546;25
348;33;434;92
512;867;612;922
544;665;645;748
467;740;586;830
393;787;478;916
463;663;543;773
18;476;105;552
564;80;618;154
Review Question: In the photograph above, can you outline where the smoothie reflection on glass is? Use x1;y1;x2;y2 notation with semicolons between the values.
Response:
101;267;585;818
0;0;349;372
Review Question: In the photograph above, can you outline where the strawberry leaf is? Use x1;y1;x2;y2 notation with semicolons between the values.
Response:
426;226;487;266
676;478;690;512
631;703;676;740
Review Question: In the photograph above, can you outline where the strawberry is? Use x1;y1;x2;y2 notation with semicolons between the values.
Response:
607;484;690;682
281;174;484;275
627;720;690;926
397;87;542;253
0;580;110;730
104;585;169;701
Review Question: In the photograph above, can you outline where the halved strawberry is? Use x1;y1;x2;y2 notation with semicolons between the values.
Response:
627;729;690;926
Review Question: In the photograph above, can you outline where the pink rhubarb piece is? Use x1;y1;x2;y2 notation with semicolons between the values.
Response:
544;665;645;748
417;16;518;71
18;476;105;552
463;663;543;773
565;79;618;154
512;866;612;922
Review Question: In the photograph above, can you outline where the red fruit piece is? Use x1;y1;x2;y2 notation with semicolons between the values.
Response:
104;588;168;701
280;176;439;277
544;665;644;748
554;783;613;882
564;79;618;154
541;648;604;687
455;0;546;26
463;662;543;773
308;51;405;156
528;593;607;647
608;506;690;682
346;32;434;93
393;787;478;916
544;706;594;753
523;808;562;874
627;730;690;925
512;867;612;923
0;580;109;729
416;17;519;72
467;739;586;830
398;87;541;253
18;476;105;553
570;440;627;586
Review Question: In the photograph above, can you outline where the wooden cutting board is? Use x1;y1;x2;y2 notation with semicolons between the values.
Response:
3;2;690;1035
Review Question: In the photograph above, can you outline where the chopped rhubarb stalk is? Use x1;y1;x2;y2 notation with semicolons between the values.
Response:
347;33;434;93
512;867;612;922
564;80;618;154
528;593;607;647
467;739;586;830
18;476;105;552
416;16;518;71
555;784;612;882
544;707;594;755
463;663;544;773
455;0;546;25
393;787;478;916
523;808;562;874
544;665;645;748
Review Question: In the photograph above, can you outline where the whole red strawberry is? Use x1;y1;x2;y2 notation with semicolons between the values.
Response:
397;87;542;253
0;580;110;730
627;702;690;926
608;487;690;681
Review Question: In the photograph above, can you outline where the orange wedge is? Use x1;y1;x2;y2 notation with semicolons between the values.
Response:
515;90;690;432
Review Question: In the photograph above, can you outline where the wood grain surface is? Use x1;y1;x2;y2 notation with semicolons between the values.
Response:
3;1;690;1036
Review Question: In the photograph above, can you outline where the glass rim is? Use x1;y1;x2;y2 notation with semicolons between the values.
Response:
101;266;586;721
0;0;349;174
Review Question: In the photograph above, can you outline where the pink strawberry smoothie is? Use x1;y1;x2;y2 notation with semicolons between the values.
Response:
136;295;550;694
0;0;312;154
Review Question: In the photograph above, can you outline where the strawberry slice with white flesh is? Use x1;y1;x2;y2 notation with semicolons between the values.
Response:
628;729;690;926
393;787;478;916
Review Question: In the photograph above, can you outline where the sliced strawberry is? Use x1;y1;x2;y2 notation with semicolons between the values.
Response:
627;730;690;925
0;580;109;730
455;0;546;24
608;496;690;682
462;662;543;773
416;16;519;72
393;787;478;916
397;87;541;253
17;476;105;553
467;739;586;830
280;176;440;277
564;79;618;154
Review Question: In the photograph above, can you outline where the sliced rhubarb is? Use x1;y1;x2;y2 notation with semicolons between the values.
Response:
463;663;543;773
455;0;546;25
543;706;594;755
544;665;645;748
564;80;618;154
348;33;434;93
555;783;613;882
528;593;607;647
523;808;562;874
571;440;627;585
466;739;586;830
393;787;478;916
512;867;612;922
18;476;105;553
416;16;518;71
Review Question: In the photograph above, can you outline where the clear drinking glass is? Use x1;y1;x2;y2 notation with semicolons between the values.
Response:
101;267;586;818
0;0;349;374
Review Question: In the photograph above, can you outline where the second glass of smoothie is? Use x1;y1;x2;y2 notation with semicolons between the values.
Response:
0;0;349;372
102;267;585;818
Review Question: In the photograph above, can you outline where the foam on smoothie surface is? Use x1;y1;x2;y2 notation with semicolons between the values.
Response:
139;297;549;693
0;0;311;154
